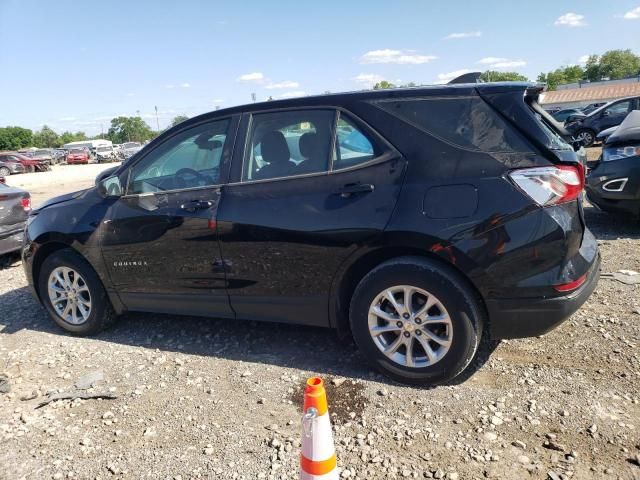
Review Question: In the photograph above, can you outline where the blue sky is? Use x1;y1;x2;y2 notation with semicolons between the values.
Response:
1;0;639;135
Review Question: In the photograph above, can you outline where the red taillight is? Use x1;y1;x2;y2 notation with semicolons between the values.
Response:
509;164;584;206
21;197;31;212
554;272;587;292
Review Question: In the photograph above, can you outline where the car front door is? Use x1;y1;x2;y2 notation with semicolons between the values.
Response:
596;100;633;131
216;108;406;326
100;116;238;318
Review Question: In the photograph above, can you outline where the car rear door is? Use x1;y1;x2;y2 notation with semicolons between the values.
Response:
100;116;238;318
216;108;406;326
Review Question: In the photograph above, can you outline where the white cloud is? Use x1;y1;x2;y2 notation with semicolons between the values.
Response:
490;60;526;68
212;98;224;104
58;116;76;122
180;82;191;88
126;92;135;97
444;31;482;40
554;12;587;27
237;72;265;82
266;80;300;89
578;54;591;64
623;6;640;19
477;57;526;69
353;73;385;87
477;57;508;65
164;84;175;89
360;49;437;65
278;91;306;99
434;69;472;84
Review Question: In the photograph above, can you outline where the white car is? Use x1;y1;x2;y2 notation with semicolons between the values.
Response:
121;142;143;159
95;145;116;163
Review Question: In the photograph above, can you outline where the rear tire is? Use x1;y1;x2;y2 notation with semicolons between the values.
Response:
38;249;117;335
349;256;487;386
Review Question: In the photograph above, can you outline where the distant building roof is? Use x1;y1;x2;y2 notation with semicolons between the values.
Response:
540;82;640;105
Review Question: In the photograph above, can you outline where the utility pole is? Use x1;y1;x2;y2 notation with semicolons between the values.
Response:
155;105;160;132
251;93;256;103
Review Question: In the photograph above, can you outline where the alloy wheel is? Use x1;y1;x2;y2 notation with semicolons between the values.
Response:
47;267;92;325
368;285;453;368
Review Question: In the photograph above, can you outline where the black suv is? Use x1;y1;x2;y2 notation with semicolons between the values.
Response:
565;96;640;147
23;83;599;386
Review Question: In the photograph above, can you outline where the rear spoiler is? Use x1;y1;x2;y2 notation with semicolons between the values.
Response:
448;72;483;84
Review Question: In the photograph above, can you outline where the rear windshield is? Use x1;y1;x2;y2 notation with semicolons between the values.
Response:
70;149;84;154
527;106;573;151
373;96;532;153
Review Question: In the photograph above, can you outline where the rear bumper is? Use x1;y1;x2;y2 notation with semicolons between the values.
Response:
0;223;26;255
487;252;600;339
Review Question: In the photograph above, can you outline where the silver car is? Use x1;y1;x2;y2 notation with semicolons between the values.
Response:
0;182;31;255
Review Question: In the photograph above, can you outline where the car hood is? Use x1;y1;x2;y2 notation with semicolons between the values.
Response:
605;110;640;145
35;188;89;212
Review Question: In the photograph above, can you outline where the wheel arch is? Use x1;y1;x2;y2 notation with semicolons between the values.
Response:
329;240;488;341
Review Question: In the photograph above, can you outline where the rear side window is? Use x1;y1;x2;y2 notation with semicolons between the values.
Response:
243;109;334;181
333;115;378;170
375;96;531;152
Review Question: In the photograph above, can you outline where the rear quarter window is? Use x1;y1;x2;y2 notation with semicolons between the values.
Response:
373;96;531;153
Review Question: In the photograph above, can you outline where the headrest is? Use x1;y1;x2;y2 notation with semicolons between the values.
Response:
261;130;290;164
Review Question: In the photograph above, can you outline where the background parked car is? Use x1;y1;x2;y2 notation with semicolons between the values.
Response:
0;182;30;256
581;102;607;115
0;156;26;176
66;148;90;164
121;141;142;159
551;108;583;122
0;152;50;172
32;149;54;165
565;96;640;147
95;145;117;162
586;110;640;216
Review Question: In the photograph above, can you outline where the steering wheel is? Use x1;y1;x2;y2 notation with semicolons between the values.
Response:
174;168;210;189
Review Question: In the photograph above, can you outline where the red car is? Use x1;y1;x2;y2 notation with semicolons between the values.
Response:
0;152;49;173
66;149;89;164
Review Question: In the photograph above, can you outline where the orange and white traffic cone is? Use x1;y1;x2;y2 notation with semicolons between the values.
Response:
300;377;338;480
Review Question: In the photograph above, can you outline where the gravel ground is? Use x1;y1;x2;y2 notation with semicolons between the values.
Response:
1;149;639;480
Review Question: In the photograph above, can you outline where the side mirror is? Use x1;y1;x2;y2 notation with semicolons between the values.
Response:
97;175;123;198
602;111;610;117
95;166;119;185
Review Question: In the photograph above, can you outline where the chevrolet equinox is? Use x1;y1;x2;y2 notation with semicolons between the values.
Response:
23;83;600;386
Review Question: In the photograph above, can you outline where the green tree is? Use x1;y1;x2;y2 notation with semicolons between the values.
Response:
373;80;396;89
0;126;33;150
597;49;640;80
537;65;584;90
32;125;59;148
59;131;87;145
479;71;529;82
107;116;154;143
170;115;189;127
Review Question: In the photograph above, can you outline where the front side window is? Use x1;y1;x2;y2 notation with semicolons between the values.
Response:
243;110;334;181
333;115;377;169
128;119;230;195
604;101;630;116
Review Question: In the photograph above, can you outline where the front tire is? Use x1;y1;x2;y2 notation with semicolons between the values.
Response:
349;257;486;386
577;129;596;147
0;167;10;176
38;249;117;335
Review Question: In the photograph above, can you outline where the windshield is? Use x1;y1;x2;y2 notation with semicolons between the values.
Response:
586;101;614;118
123;142;141;149
70;149;84;154
97;147;110;152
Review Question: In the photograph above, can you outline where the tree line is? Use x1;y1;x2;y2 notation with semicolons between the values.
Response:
374;49;640;91
0;115;190;151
